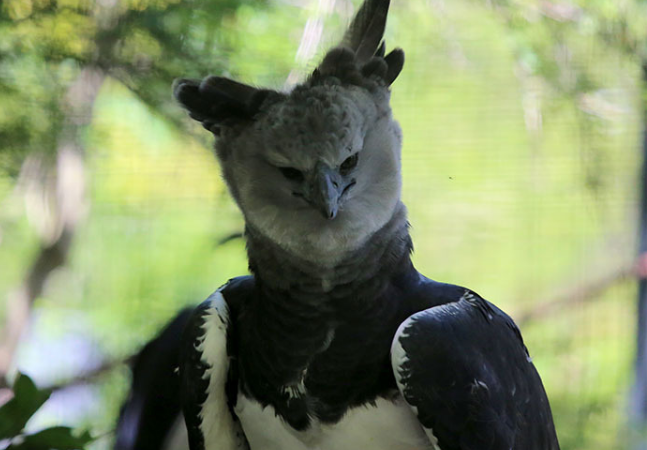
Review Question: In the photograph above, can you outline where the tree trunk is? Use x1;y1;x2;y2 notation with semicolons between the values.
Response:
0;67;105;386
630;61;647;450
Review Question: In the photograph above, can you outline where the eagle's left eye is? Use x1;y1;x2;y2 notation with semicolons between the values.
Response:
340;154;359;175
279;167;304;182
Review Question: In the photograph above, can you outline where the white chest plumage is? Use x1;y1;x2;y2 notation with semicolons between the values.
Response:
234;393;433;450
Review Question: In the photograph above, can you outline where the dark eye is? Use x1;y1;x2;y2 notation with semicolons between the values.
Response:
340;154;359;175
279;167;304;182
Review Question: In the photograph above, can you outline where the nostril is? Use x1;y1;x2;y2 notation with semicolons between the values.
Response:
333;181;339;188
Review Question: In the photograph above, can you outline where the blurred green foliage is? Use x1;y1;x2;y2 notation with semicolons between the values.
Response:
0;373;93;450
0;0;645;449
0;0;267;176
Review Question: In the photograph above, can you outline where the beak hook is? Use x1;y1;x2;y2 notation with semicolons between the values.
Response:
310;163;341;220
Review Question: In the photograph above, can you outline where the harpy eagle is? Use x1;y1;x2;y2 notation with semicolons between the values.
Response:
115;1;561;449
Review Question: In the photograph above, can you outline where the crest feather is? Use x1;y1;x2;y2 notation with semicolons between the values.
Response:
311;0;404;87
342;0;391;65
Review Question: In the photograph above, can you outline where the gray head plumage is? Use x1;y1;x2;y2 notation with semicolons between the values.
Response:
173;0;405;263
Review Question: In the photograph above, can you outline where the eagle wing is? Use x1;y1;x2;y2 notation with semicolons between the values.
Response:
180;285;249;450
391;289;560;450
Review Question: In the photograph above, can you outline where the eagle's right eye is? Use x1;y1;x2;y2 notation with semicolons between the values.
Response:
280;167;304;182
340;154;359;175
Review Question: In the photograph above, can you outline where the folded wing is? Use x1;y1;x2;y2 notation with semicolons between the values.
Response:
391;291;560;450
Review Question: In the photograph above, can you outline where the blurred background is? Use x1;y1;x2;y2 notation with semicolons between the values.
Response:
0;0;646;448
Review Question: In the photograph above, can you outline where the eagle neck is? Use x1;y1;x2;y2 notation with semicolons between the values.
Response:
238;203;414;410
244;202;412;307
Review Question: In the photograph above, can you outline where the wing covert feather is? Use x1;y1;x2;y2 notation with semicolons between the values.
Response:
391;291;560;450
179;289;249;450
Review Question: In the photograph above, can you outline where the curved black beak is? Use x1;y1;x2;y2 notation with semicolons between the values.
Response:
309;163;342;220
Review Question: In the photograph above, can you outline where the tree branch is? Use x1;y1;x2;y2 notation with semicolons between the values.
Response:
44;355;136;393
516;258;641;326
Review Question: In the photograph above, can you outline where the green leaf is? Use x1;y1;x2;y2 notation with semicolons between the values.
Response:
0;373;51;440
6;427;94;450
